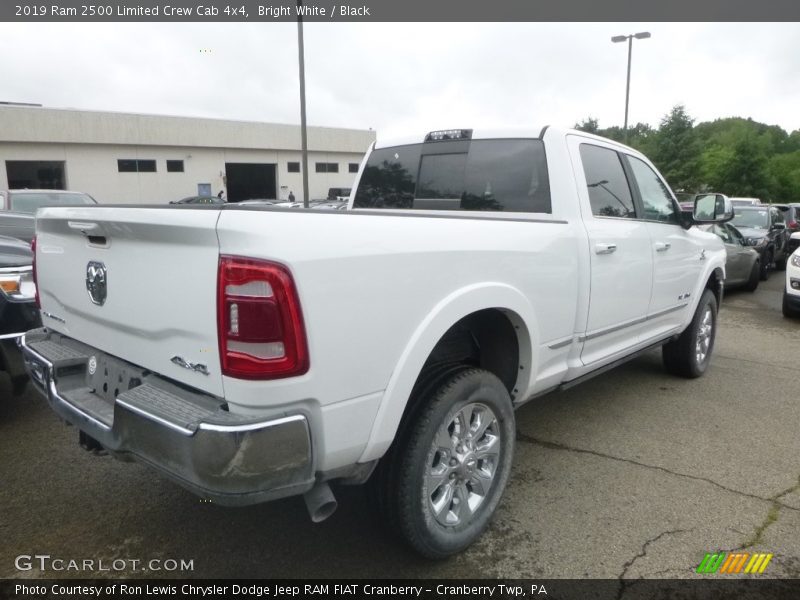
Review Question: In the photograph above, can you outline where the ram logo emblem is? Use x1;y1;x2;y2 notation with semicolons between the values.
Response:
86;261;108;306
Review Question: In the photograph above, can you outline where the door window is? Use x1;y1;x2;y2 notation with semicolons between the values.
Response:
626;156;678;224
728;225;746;246
712;224;733;244
579;144;636;218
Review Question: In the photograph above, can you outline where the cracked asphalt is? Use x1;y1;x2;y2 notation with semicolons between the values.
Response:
1;274;799;583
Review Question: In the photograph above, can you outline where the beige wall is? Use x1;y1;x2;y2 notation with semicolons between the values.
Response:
0;106;374;204
0;143;366;204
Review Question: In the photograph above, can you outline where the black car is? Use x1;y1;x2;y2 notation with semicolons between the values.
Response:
170;195;224;205
730;205;791;280
0;235;41;395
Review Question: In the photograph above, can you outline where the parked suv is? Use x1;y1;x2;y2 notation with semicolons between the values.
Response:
730;205;791;279
1;235;41;395
784;233;800;318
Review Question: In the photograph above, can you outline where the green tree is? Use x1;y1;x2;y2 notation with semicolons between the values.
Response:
768;151;800;201
650;105;702;192
716;134;771;200
574;117;599;134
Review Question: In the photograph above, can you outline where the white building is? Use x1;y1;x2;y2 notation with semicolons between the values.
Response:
0;105;375;203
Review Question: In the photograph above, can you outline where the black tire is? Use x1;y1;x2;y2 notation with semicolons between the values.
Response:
784;293;800;319
11;375;28;397
775;255;787;271
760;250;773;281
744;260;760;292
662;289;718;379
374;367;515;558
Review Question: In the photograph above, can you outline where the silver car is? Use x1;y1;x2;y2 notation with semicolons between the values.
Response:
704;223;761;291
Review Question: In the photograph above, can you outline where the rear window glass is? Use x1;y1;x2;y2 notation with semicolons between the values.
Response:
354;139;551;213
9;192;96;214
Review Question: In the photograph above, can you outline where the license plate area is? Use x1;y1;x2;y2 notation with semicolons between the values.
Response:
86;351;145;403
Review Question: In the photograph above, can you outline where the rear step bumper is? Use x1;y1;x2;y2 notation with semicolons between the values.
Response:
21;328;315;506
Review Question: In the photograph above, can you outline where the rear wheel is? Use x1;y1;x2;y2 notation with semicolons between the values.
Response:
374;367;515;558
744;260;760;292
663;289;718;378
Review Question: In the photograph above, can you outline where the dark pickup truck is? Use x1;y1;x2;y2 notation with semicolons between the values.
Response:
0;235;41;395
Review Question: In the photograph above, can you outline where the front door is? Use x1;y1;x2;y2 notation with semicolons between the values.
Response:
622;154;704;340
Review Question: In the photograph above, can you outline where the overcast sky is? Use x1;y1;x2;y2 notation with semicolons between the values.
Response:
1;22;799;140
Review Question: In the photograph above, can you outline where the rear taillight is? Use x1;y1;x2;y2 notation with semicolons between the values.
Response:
789;220;797;229
217;256;309;379
31;236;40;308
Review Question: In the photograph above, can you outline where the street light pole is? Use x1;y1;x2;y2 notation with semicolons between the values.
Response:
297;0;310;208
611;31;650;144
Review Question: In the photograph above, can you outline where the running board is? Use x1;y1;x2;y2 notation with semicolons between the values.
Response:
559;339;670;391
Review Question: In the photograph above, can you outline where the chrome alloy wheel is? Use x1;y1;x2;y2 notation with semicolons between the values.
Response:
695;306;713;365
425;402;500;527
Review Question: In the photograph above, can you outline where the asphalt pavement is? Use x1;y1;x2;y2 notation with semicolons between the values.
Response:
1;274;799;581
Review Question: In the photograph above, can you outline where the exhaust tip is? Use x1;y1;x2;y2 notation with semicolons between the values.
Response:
304;482;338;523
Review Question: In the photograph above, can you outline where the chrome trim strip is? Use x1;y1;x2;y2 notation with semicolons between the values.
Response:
0;332;25;341
199;415;305;433
579;316;646;342
0;266;33;274
547;337;573;350
579;304;688;342
647;303;689;320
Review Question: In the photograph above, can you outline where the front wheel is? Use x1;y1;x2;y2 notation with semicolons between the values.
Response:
380;368;515;558
760;250;773;281
662;289;718;378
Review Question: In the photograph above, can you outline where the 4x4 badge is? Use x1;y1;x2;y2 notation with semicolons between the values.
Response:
86;261;107;306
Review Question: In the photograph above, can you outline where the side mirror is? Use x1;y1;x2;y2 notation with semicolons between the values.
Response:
693;194;734;223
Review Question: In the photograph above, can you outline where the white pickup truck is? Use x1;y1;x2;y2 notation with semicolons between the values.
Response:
22;127;732;558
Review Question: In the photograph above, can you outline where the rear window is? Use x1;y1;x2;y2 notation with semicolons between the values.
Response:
9;192;96;214
354;139;551;213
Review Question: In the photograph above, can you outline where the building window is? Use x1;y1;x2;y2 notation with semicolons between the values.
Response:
349;163;360;173
166;160;184;173
315;162;339;173
118;159;157;173
287;162;300;173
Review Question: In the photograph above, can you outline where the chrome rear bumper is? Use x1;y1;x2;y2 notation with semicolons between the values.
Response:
21;328;314;506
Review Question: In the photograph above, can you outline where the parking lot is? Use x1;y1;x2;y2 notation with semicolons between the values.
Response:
1;274;799;581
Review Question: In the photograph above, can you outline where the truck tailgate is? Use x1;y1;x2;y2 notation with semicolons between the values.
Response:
35;206;225;397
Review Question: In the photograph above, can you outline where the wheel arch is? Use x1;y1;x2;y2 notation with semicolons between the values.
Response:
357;283;538;463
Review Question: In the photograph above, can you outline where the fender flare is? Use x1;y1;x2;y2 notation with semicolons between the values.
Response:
682;255;725;331
357;282;538;463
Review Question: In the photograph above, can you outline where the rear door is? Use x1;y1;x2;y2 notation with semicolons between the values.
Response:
35;206;225;396
568;137;653;366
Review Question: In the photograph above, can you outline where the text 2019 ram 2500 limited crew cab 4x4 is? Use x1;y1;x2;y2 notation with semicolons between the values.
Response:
22;127;732;557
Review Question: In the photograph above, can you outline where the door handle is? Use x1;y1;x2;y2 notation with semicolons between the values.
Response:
595;243;617;255
655;242;671;252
